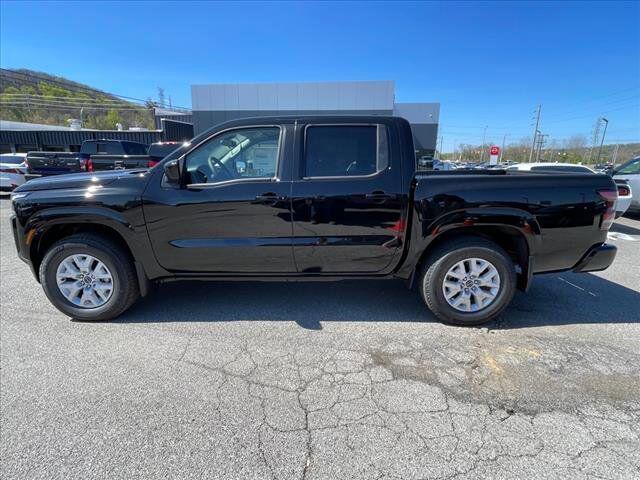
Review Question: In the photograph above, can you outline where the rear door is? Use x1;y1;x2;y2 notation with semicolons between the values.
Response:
290;121;404;273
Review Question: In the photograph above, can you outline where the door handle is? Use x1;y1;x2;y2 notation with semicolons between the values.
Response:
365;191;393;201
255;192;287;203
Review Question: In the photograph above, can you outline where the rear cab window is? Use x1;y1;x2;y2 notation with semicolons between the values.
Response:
304;125;389;178
122;142;149;155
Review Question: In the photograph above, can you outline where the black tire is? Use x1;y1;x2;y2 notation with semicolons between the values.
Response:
420;236;516;326
39;234;140;321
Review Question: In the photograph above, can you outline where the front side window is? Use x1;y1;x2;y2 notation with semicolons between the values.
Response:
616;158;640;175
304;125;389;177
185;127;280;184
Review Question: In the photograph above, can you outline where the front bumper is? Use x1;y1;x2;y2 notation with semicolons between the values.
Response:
572;243;617;273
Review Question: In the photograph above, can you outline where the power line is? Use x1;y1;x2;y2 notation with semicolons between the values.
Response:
0;68;191;111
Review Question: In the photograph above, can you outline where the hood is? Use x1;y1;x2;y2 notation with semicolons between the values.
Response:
14;169;148;192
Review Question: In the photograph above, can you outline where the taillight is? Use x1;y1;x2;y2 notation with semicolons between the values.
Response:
79;155;94;172
0;168;21;174
147;160;159;168
617;184;630;197
597;189;618;230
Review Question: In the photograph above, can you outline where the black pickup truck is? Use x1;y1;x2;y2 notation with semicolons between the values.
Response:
10;116;618;325
26;139;152;177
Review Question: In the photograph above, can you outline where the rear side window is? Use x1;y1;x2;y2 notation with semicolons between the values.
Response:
304;125;389;177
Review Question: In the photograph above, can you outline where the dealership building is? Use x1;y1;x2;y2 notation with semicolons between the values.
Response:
191;80;439;158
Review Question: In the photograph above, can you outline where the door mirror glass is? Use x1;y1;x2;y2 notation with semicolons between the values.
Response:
164;159;181;184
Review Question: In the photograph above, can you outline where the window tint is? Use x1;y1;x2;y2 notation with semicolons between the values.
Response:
304;125;388;177
185;127;280;184
123;142;149;155
616;158;640;175
81;142;97;154
148;143;182;159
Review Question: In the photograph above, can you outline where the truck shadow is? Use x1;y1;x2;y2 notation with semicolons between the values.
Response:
115;272;640;330
611;220;640;236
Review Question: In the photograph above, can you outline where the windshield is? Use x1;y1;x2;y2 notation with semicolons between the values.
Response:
615;157;640;175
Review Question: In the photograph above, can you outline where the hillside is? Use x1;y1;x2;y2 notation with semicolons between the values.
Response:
0;68;155;129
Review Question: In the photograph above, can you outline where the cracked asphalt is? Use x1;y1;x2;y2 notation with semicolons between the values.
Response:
1;199;639;480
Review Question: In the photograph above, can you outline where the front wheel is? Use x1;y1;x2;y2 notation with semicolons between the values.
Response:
39;234;140;321
420;237;517;326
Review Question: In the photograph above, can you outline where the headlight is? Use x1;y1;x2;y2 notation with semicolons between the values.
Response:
9;191;30;214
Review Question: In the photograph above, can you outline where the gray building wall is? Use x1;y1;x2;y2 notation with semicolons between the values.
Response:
191;81;439;154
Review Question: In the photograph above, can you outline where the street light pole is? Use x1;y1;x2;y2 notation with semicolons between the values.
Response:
529;104;541;162
500;134;508;163
597;118;608;163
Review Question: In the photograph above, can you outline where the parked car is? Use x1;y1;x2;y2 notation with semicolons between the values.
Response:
146;141;186;167
507;162;631;217
11;116;618;326
505;162;596;173
0;153;28;192
613;156;640;214
26;139;150;178
88;139;150;171
612;179;633;218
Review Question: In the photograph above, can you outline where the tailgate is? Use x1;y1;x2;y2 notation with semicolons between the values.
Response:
91;155;150;171
26;152;81;175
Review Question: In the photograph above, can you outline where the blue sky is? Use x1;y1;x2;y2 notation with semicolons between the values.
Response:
1;0;639;151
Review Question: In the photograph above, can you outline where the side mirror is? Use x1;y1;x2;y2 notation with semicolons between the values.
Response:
164;159;181;185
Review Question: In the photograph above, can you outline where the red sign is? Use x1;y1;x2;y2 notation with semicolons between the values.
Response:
490;146;500;156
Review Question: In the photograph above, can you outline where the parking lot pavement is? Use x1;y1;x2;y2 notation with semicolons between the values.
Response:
1;198;639;480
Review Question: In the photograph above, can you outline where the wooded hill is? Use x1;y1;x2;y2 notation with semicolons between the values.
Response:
0;68;155;129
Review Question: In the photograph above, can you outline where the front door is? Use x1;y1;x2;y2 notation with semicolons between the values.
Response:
290;123;404;273
144;125;295;273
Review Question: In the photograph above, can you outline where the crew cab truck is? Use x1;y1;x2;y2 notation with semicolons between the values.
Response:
10;116;618;325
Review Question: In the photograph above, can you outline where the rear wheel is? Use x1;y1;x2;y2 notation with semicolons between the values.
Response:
39;234;140;321
420;237;516;326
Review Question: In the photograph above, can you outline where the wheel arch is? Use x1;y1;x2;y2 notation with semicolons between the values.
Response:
28;219;150;296
409;225;532;291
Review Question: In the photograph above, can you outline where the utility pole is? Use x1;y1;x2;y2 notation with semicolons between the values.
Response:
596;118;608;163
480;125;488;163
588;117;602;163
500;134;508;163
529;104;541;162
438;136;443;159
535;134;548;162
